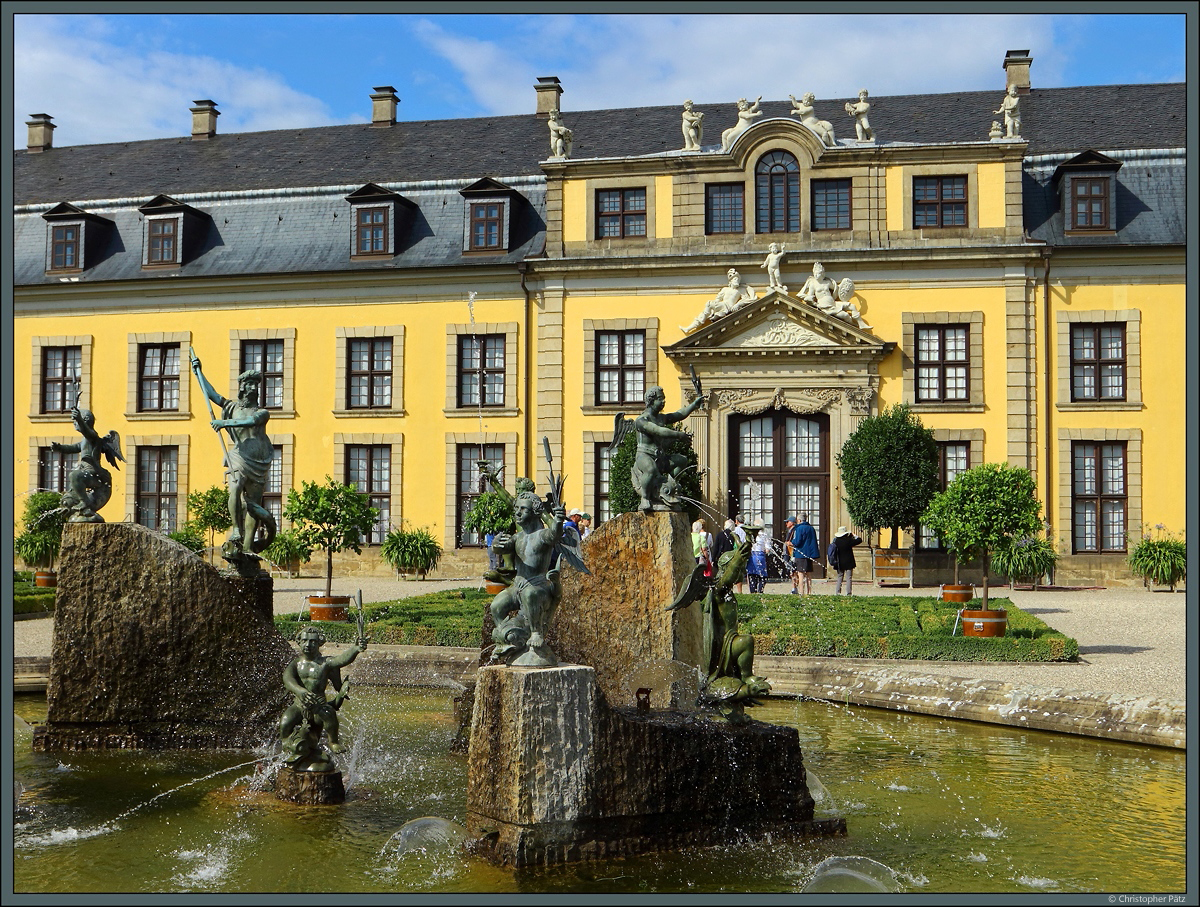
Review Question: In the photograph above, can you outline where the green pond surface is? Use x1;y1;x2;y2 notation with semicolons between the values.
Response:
13;689;1186;894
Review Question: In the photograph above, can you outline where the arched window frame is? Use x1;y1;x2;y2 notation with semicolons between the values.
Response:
755;150;800;234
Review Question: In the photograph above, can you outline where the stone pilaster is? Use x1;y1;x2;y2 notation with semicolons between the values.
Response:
536;284;565;491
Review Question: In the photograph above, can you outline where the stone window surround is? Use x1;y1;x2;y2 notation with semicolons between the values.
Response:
333;433;403;538
124;435;191;529
141;213;183;268
1058;428;1142;555
444;432;519;550
333;325;405;416
125;331;192;420
266;432;295;530
901;312;985;411
581;318;659;412
29;335;93;422
583;430;614;521
897;164;981;236
1062;172;1117;235
45;218;85;273
586;176;659;242
1056;309;1142;411
28;435;76;494
462;196;511;253
444;322;521;416
230;327;297;418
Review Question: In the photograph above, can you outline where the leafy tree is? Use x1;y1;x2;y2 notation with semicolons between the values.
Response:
13;491;67;569
283;477;379;599
609;428;702;521
186;485;233;553
462;491;517;537
835;404;940;549
921;463;1044;609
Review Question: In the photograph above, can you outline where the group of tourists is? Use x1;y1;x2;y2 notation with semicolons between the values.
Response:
690;514;863;596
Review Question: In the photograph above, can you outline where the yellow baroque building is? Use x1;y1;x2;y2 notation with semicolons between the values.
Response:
13;55;1186;585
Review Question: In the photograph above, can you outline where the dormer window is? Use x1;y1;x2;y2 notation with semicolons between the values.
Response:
41;202;113;274
460;178;523;254
138;195;209;269
1052;151;1121;236
346;183;415;260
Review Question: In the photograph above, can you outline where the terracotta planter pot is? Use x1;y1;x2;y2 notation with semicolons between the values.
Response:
941;583;974;604
307;595;351;622
484;579;507;596
34;570;57;588
959;607;1008;638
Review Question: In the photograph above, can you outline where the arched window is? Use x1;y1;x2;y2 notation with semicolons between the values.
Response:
755;150;800;233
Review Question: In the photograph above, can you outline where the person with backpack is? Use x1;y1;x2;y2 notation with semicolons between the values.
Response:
830;526;863;595
787;514;820;595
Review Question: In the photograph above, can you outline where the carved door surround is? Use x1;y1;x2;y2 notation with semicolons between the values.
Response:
664;292;893;532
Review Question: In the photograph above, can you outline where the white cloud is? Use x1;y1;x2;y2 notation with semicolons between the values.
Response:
14;15;341;148
415;13;1061;117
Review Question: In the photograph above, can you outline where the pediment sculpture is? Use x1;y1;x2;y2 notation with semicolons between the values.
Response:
681;268;758;334
798;262;871;330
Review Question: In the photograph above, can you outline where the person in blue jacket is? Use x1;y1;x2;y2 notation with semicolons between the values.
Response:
786;514;820;595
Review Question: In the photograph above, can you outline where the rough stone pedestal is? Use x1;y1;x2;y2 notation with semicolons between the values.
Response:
33;522;294;751
466;664;833;867
275;767;345;804
552;512;702;708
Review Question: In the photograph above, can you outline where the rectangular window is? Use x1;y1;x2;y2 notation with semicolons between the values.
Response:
458;335;505;408
50;224;80;270
136;446;178;531
346;444;390;544
347;338;393;409
355;206;388;255
595;442;612;524
811;179;852;230
915;325;969;403
240;340;285;409
138;344;181;412
705;183;744;234
913;175;967;228
41;345;82;413
596;188;647;239
147;218;178;264
1072;442;1127;553
919;442;971;548
469;202;504;250
457;443;504;547
1071;178;1110;231
596;330;645;405
1071;324;1125;402
39;446;70;493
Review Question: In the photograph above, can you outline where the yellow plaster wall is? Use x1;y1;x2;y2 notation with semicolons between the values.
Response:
562;179;586;243
655;175;673;239
975;162;1006;229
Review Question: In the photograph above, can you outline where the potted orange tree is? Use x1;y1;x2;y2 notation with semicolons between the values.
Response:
922;463;1043;635
14;491;67;587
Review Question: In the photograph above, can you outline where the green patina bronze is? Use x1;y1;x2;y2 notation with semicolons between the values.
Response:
611;376;705;513
667;528;771;723
279;625;368;772
189;347;277;576
52;401;125;523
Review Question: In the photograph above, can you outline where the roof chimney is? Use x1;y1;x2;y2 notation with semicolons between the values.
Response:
1003;49;1033;95
535;77;562;118
371;86;399;127
26;114;55;153
190;100;219;140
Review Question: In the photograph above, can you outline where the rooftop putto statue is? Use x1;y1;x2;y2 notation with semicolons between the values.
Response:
993;85;1022;139
681;99;705;151
789;92;836;146
190;347;277;575
51;378;124;522
799;261;871;330
666;528;772;724
720;96;763;152
548;109;573;159
611;373;705;514
279;624;368;772
680;267;758;334
760;242;788;293
845;89;875;142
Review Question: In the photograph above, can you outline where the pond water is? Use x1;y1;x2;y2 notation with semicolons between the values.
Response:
13;688;1186;894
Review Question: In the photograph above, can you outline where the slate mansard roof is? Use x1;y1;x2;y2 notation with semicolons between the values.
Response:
13;82;1185;287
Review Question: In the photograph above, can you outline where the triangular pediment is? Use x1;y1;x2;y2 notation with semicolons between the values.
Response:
665;292;885;359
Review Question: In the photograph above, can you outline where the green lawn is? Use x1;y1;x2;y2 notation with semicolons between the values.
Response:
740;593;1078;662
278;587;1078;663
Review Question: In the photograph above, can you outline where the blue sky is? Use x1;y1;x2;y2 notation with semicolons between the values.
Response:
12;11;1190;148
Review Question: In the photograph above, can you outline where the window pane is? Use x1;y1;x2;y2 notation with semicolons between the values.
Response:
944;367;968;400
786;480;822;540
598;371;619;403
483;373;504;404
1072;330;1096;361
1100;364;1124;399
1073;364;1096;399
1074;501;1097;551
1074;447;1097;495
1101;500;1126;550
917;329;940;361
944;328;968;361
597;191;621;213
623;370;644;402
945;444;969;481
625;190;646;212
624;214;646;236
739;479;774;536
1100;445;1124;494
1099;327;1123;359
623;333;644;365
598;333;620;366
739;417;773;468
784;418;820;468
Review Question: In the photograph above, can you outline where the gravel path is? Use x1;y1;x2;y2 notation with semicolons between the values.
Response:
13;574;1187;704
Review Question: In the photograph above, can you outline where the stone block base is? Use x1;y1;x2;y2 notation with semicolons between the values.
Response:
275;766;345;804
466;663;830;868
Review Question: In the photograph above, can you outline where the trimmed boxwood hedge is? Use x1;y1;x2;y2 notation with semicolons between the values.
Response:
741;594;1077;662
12;573;56;615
